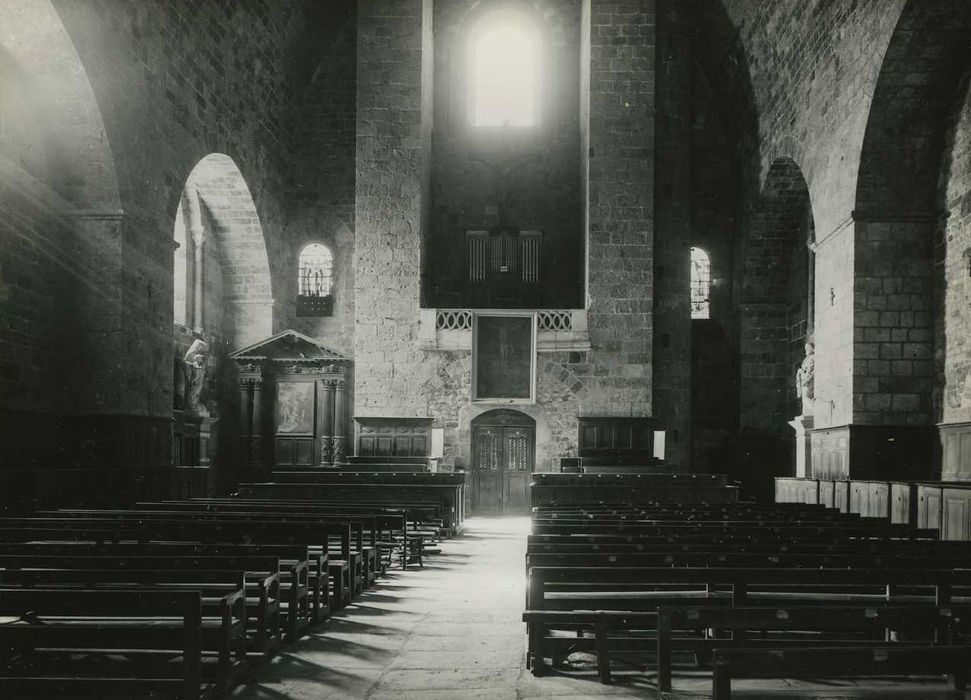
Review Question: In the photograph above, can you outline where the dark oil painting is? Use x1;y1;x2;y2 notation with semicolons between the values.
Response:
474;315;534;400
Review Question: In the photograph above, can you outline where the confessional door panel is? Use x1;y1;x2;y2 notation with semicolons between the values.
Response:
472;425;534;515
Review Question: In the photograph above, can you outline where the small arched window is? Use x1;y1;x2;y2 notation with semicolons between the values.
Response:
690;247;711;319
468;9;541;127
297;243;334;317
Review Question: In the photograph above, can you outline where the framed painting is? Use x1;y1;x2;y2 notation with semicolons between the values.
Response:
472;312;536;403
276;380;315;434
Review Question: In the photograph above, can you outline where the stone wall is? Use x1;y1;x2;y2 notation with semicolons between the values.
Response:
287;5;357;356
426;0;584;310
938;75;971;478
713;0;906;434
353;0;654;471
651;0;692;468
582;0;655;418
354;0;431;418
940;76;971;425
1;0;335;472
689;61;739;474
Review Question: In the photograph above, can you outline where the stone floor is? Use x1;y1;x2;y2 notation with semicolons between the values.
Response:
232;517;968;700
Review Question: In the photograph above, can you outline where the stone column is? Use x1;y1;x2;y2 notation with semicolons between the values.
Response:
788;415;813;478
250;377;265;472
652;0;692;469
320;379;335;466
332;378;347;465
353;0;433;417
581;0;655;417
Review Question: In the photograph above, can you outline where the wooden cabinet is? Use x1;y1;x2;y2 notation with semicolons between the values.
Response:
355;418;432;458
578;417;656;461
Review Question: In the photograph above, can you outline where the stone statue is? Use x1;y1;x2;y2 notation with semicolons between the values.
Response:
183;338;209;417
795;341;815;416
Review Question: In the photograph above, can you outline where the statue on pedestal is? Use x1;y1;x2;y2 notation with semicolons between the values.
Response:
183;338;210;417
795;341;815;417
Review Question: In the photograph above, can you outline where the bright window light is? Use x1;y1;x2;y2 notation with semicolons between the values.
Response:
469;10;539;127
690;247;711;319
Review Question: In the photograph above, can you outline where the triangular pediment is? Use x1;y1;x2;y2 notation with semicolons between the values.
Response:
230;329;349;362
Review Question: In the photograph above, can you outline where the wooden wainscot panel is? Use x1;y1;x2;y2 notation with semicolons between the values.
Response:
774;477;820;505
869;481;890;519
849;480;890;519
917;484;943;532
941;486;971;541
849;481;865;516
818;479;835;508
577;417;656;461
940;422;971;482
834;481;849;513
355;417;433;458
889;482;916;526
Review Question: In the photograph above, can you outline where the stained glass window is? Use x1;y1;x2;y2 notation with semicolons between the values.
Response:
690;247;711;319
297;243;334;316
299;243;333;298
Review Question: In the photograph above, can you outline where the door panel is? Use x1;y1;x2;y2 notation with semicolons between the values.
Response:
473;428;503;514
472;423;534;515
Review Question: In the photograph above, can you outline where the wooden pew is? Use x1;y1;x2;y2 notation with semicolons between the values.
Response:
530;521;937;540
530;473;738;507
0;542;326;636
526;549;971;572
0;517;353;611
42;509;369;598
0;555;284;650
0;588;242;697
134;500;415;576
656;604;958;694
245;472;466;534
228;493;447;541
188;499;421;570
523;565;971;674
527;535;971;555
711;645;970;699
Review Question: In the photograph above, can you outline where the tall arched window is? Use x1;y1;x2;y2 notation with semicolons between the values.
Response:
468;9;541;127
297;243;334;317
690;247;711;319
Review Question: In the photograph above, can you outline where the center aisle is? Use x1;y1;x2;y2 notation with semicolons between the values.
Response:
232;516;649;699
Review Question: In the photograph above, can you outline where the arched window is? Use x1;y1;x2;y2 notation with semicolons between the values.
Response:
297;243;334;317
468;9;540;127
173;187;204;330
173;203;189;327
690;247;711;319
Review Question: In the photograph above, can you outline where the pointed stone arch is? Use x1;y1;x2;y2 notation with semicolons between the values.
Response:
736;157;815;490
174;153;274;350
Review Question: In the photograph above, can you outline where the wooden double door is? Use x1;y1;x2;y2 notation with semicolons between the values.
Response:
471;410;535;515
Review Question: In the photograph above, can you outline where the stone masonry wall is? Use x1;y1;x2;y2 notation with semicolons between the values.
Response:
940;76;971;424
652;0;691;467
287;7;357;357
717;0;906;430
353;0;654;470
354;0;430;417
49;0;331;419
583;0;655;418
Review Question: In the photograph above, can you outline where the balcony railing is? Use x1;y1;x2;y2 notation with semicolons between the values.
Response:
419;309;590;352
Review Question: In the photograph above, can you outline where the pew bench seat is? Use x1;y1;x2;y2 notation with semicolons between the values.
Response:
711;645;971;700
0;588;241;697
